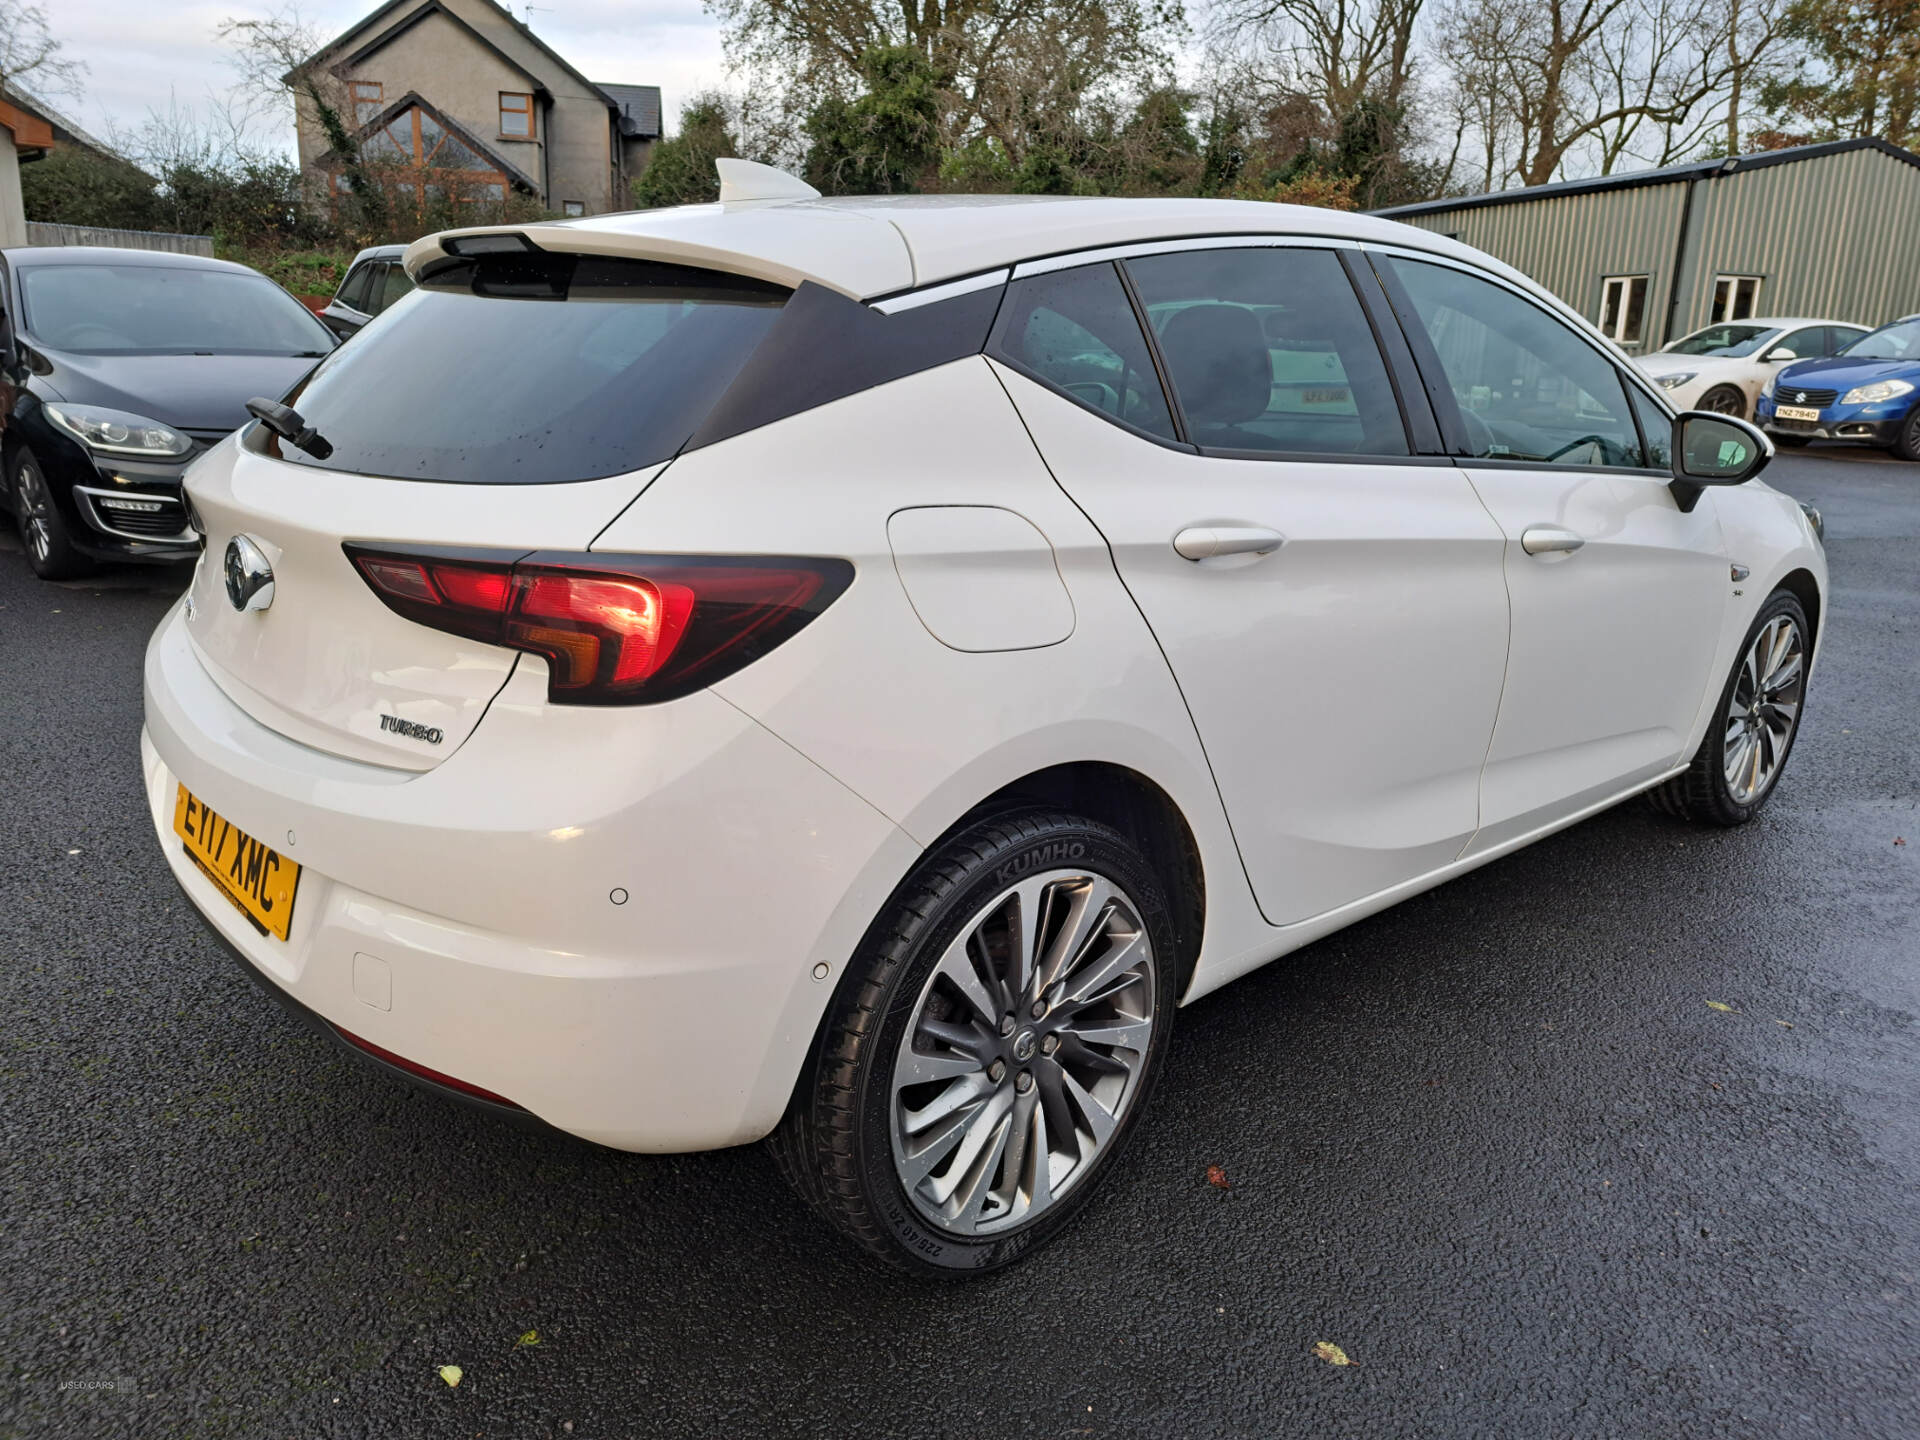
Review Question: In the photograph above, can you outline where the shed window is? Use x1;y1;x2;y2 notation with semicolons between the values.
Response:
1598;275;1648;346
563;200;585;216
1711;275;1762;324
499;92;533;138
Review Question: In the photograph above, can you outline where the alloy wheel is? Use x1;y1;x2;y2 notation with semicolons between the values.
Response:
1724;613;1805;803
16;459;52;564
1703;387;1746;416
889;869;1157;1237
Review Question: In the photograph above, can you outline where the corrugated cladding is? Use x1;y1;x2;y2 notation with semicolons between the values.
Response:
1392;184;1686;351
1676;147;1920;333
1386;144;1920;348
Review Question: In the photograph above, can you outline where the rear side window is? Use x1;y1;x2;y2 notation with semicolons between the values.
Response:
1124;247;1408;456
279;252;788;484
376;263;415;313
335;262;377;312
989;263;1176;441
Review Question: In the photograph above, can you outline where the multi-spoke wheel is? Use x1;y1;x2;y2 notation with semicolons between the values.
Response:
9;448;92;580
771;810;1179;1275
1650;590;1811;825
1699;384;1749;419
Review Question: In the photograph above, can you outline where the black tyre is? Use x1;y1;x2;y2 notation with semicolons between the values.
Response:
770;809;1180;1276
1649;590;1810;825
1700;384;1748;418
10;448;93;580
1893;404;1920;462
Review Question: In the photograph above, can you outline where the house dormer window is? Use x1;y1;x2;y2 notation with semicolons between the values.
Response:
350;80;383;125
499;92;533;139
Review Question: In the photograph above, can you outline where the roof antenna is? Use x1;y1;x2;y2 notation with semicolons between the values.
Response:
715;158;820;203
521;4;551;23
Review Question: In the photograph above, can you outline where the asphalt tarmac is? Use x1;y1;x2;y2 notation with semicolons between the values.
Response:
2;450;1915;1439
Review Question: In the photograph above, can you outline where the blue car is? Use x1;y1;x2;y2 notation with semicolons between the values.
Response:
1756;313;1920;460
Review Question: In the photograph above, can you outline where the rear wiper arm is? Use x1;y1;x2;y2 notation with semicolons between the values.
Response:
246;397;333;459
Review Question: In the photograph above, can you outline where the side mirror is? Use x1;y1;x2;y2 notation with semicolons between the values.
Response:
1762;346;1796;362
1670;411;1771;511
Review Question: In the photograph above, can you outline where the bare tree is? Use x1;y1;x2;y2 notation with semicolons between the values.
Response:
0;0;85;101
1211;0;1428;119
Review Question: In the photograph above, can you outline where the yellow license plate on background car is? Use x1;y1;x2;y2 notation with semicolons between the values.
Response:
1776;405;1821;422
172;784;301;941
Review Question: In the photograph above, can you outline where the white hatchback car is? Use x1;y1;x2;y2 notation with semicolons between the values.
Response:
144;163;1827;1275
1636;316;1870;417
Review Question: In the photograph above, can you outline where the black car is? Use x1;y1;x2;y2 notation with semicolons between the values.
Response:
317;244;413;340
0;247;336;579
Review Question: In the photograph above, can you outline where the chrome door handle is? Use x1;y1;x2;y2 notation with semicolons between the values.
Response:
1520;526;1586;556
1172;525;1284;561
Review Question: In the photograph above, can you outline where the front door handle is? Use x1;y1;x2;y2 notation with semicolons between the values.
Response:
1173;525;1285;561
1520;526;1586;556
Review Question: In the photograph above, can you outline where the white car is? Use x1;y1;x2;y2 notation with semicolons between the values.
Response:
1637;317;1869;417
143;162;1827;1275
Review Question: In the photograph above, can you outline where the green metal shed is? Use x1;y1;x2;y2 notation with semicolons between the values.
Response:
1376;138;1920;354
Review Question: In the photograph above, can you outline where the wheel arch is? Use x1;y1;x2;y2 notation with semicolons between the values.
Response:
1774;566;1822;655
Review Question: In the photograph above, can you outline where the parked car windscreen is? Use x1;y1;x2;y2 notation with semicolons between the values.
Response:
1665;324;1777;358
1839;318;1920;360
276;251;790;484
20;263;335;356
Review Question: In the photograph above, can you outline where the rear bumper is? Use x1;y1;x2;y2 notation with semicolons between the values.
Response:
143;600;919;1152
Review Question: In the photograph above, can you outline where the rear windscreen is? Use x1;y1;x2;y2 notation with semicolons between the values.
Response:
275;251;790;483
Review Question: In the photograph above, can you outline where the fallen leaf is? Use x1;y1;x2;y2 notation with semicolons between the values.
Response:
517;1330;540;1347
438;1366;462;1388
1776;1020;1794;1029
1312;1341;1354;1366
1706;1001;1735;1012
1896;837;1907;847
1205;1164;1231;1190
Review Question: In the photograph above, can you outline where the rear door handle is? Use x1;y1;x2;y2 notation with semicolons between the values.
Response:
1521;526;1586;556
1173;525;1285;561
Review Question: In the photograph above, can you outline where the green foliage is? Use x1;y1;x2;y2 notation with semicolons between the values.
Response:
804;47;941;195
633;96;737;208
1762;0;1920;146
21;145;162;229
150;159;332;248
216;243;356;299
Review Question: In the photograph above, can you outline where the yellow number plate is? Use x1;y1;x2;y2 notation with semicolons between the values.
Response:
1776;405;1820;422
172;784;301;941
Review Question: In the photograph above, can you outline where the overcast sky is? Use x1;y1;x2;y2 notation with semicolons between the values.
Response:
52;0;732;152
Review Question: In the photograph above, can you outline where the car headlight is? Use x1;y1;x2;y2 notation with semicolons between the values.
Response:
1797;500;1824;542
44;403;192;459
1656;372;1697;390
1839;378;1914;405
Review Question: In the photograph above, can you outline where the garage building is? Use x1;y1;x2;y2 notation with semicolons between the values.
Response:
1376;138;1920;355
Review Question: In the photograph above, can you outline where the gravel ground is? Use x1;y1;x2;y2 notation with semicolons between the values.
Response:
1;449;1916;1440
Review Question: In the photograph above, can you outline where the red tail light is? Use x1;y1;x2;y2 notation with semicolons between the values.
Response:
345;544;853;705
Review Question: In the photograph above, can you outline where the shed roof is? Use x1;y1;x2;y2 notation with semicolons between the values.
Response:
597;84;661;139
1377;137;1920;220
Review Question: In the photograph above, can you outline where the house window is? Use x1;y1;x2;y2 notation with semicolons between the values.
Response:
563;200;584;216
350;80;383;125
499;92;533;138
1598;275;1649;346
1711;275;1763;324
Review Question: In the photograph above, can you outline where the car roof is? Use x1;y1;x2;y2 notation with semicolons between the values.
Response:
348;244;409;265
405;192;1535;303
1679;316;1865;332
0;245;259;275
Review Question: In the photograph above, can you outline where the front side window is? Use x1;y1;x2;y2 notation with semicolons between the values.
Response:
278;253;788;483
20;263;334;356
1628;386;1673;470
1598;275;1648;346
1388;257;1645;468
499;92;533;138
1125;247;1407;457
989;263;1175;441
334;262;377;313
1710;275;1763;324
1772;328;1826;360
